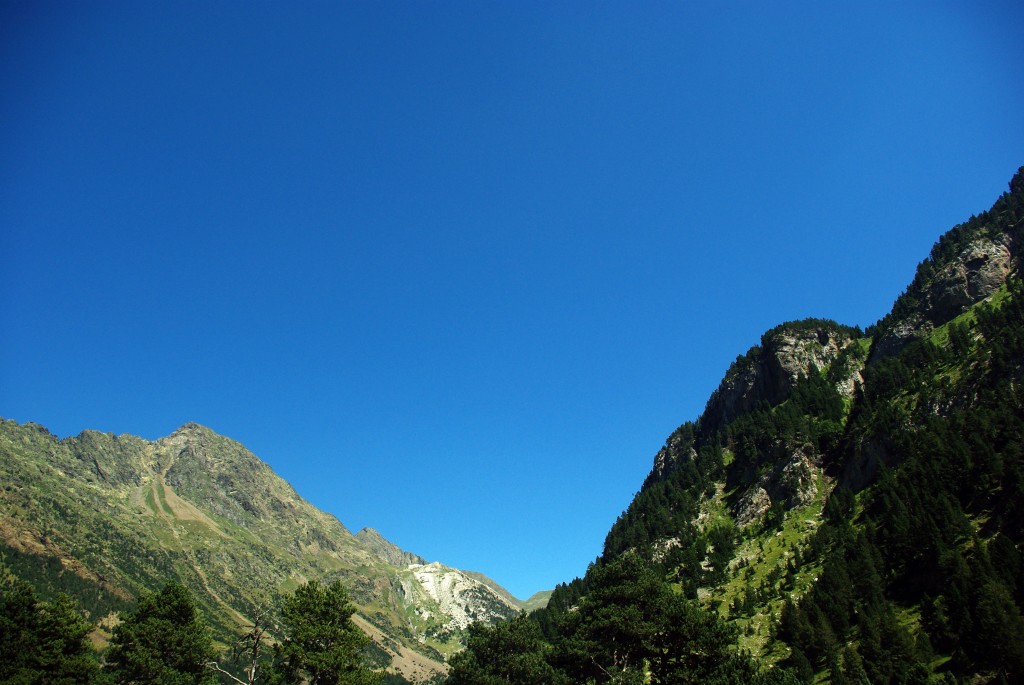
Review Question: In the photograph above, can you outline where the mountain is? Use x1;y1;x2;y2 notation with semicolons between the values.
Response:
0;420;527;683
516;167;1024;684
6;167;1023;684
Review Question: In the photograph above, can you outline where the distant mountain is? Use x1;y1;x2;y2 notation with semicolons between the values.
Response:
525;167;1024;683
0;420;530;683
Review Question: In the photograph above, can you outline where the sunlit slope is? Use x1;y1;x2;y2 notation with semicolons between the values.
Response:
0;420;523;682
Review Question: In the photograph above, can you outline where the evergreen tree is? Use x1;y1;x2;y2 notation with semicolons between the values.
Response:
549;554;797;685
648;592;755;685
0;579;99;685
446;613;567;685
554;554;663;683
105;582;216;685
972;580;1024;678
271;580;379;685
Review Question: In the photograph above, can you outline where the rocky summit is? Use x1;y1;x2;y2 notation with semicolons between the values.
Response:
547;166;1024;684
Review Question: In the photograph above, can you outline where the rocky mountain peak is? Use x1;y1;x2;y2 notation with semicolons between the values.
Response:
871;167;1024;360
163;421;217;445
356;527;426;566
697;320;862;440
0;418;525;682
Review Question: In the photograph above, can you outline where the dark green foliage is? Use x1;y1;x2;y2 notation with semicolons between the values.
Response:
761;319;863;346
780;277;1024;682
603;431;736;595
726;365;846;457
105;582;217;685
822;486;853;525
972;581;1024;676
0;579;99;685
529;574;590;642
553;554;670;683
271;580;380;685
0;546;131;622
762;498;786;530
449;555;797;685
446;614;567;685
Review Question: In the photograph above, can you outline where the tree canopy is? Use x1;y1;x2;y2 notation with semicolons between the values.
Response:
272;580;379;685
105;581;217;685
449;554;799;685
0;579;99;685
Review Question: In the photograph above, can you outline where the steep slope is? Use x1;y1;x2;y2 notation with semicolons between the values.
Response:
539;166;1024;683
0;421;521;682
870;169;1023;360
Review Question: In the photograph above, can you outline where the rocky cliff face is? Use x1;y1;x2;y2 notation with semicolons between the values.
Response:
0;419;522;682
357;528;427;567
697;321;863;439
871;169;1024;360
628;169;1024;547
871;234;1019;360
927;237;1014;318
645;185;1019;529
398;562;520;638
733;440;821;528
650;321;864;484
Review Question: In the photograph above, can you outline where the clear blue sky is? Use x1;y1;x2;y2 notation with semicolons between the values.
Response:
2;1;1022;600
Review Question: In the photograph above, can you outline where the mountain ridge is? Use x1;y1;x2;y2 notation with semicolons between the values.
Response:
4;167;1022;683
0;418;529;682
531;165;1024;683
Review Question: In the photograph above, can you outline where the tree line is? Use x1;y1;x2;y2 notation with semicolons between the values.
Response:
447;553;802;685
0;577;380;685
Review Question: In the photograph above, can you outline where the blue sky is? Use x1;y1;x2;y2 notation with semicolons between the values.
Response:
2;1;1022;600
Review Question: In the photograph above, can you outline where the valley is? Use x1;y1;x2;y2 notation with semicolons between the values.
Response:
3;167;1023;683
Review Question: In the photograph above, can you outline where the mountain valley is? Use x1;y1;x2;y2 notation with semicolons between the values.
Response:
4;167;1024;684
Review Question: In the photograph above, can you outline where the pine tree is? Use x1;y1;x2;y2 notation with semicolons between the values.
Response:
446;613;567;685
105;582;216;685
271;580;379;685
0;579;99;685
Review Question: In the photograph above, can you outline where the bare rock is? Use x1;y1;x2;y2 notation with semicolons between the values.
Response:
736;487;771;528
700;324;861;437
776;448;818;509
652;442;696;480
927;238;1013;323
872;231;1018;362
733;443;822;528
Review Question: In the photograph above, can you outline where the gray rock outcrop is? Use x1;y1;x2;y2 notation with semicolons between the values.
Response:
698;323;862;440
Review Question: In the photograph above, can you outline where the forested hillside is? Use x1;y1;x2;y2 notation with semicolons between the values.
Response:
449;168;1024;684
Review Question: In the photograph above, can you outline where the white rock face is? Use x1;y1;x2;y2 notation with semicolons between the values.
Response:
399;562;520;635
736;487;772;528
